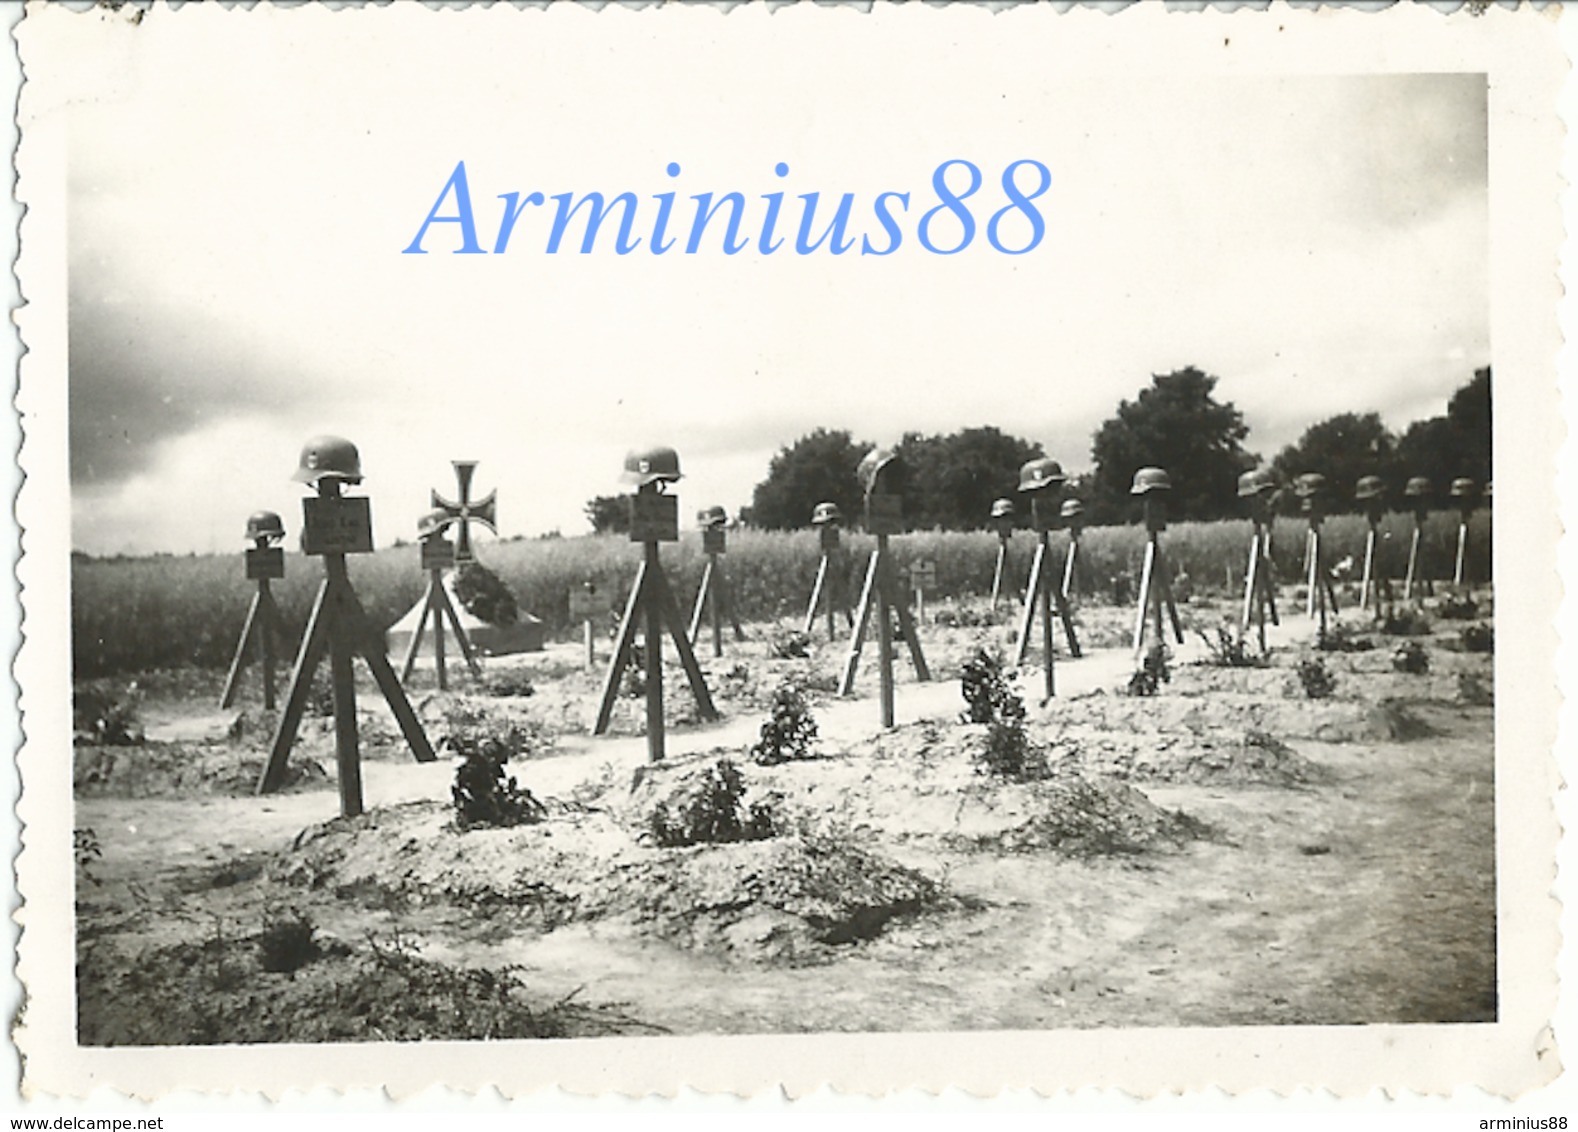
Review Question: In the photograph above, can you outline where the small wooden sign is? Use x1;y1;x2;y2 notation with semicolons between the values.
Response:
245;546;285;580
1030;495;1061;532
421;536;456;571
866;493;903;536
301;496;374;555
819;524;841;552
569;586;614;620
629;492;680;543
909;560;936;591
702;527;726;555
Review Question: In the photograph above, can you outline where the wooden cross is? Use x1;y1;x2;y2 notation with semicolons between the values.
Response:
837;491;930;729
593;483;718;762
1358;506;1394;617
804;521;854;640
219;538;292;710
1239;512;1280;651
689;522;744;657
430;460;497;564
1132;495;1185;662
1303;514;1340;635
990;521;1014;609
258;477;436;815
1014;493;1081;700
399;529;481;690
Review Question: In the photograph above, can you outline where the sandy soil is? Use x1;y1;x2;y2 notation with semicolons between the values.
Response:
72;588;1496;1042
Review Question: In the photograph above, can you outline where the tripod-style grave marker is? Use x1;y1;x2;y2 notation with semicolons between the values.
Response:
219;510;293;710
1130;467;1186;662
1236;470;1280;651
688;505;745;657
1355;475;1394;616
431;460;497;564
1060;497;1085;602
1402;475;1433;602
803;501;854;640
593;446;718;762
257;436;436;815
988;497;1016;609
1296;472;1340;635
570;579;615;668
1013;458;1081;700
398;508;482;690
838;448;931;729
1450;477;1480;589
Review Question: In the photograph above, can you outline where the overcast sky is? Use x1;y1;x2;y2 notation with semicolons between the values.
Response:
61;6;1488;556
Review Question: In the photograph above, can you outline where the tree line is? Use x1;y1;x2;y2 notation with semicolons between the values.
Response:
586;365;1490;533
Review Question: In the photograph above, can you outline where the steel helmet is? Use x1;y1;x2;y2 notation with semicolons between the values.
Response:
416;507;452;539
810;501;843;526
1403;476;1432;498
244;510;285;542
1293;472;1328;498
1130;467;1172;495
292;434;362;485
1060;498;1085;519
1449;477;1478;499
697;505;727;528
1355;475;1385;501
989;498;1016;520
620;445;682;487
856;447;901;495
1237;469;1274;498
1017;458;1066;494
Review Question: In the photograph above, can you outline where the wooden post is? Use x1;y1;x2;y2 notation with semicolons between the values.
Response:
1060;533;1078;603
1454;519;1469;588
991;533;1009;609
1360;524;1377;613
838;502;928;726
1132;537;1156;663
643;540;665;764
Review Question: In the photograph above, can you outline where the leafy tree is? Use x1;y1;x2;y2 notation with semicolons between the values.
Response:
584;494;629;534
749;428;871;530
1088;367;1255;523
897;426;1043;530
1394;367;1492;502
1269;412;1397;512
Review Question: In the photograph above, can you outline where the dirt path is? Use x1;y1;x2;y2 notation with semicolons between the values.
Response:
75;596;1497;1038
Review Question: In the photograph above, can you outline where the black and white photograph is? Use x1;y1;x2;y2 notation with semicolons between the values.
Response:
10;0;1568;1105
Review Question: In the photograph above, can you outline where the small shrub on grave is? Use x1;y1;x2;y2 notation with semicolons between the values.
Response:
1317;623;1374;653
1127;644;1171;698
960;647;1017;725
647;758;778;848
959;648;1047;781
450;731;548;831
1381;607;1432;637
257;911;319;975
769;629;811;660
621;643;647;698
1296;657;1336;700
72;684;144;746
1460;622;1495;654
1199;626;1266;668
750;681;819;766
1437;594;1479;621
307;672;336;718
1392;641;1430;675
453;561;519;626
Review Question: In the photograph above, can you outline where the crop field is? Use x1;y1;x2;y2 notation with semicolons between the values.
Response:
68;509;1497;1044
